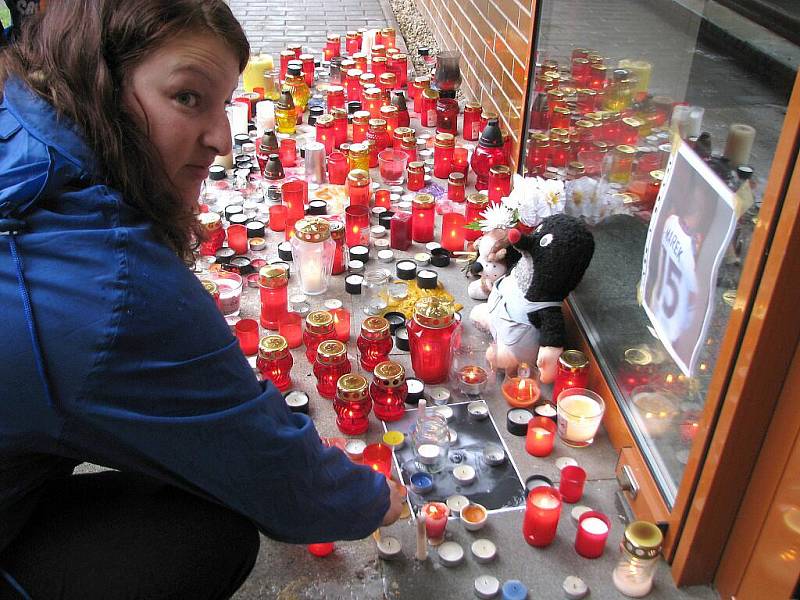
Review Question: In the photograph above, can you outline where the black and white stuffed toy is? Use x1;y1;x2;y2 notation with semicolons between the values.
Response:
469;214;595;383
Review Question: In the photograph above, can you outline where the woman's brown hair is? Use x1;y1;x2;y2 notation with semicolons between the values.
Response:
0;0;250;260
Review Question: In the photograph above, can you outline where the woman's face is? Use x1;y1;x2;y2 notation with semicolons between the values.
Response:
121;31;241;205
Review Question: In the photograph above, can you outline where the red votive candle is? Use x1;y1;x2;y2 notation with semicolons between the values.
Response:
316;115;336;155
303;310;337;363
370;361;407;422
325;299;351;343
559;465;587;503
269;205;287;232
256;334;293;391
227;224;248;255
307;543;335;557
551;350;590;405
234;319;260;356
314;340;352;399
523;486;562;547
465;193;488;243
258;264;289;329
411;193;435;243
433;133;455;179
575;511;611;559
525;416;557;457
363;442;392;477
374;188;391;209
447;172;466;202
357;316;393;371
441;213;466;252
423;502;449;542
487;165;513;204
327;150;349;185
452;146;469;177
345;204;370;247
347;169;371;207
324;34;341;62
334;374;372;435
278;312;304;349
407;161;425;191
436;98;459;136
390;211;412;250
407;297;459;384
282;178;307;226
279;137;297;167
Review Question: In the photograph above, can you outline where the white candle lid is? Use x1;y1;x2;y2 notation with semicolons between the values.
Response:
436;541;464;567
470;539;497;563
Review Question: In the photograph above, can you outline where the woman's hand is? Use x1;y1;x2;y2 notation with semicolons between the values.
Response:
381;479;405;526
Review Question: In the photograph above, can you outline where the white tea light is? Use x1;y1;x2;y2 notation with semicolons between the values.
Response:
373;238;390;249
426;386;451;405
417;443;441;465
434;405;453;421
571;505;593;525
376;535;402;560
474;575;500;600
446;494;470;514
468;401;489;420
452;464;475;485
344;439;366;461
563;576;589;600
370;225;386;238
377;249;395;263
555;456;579;471
470;539;497;563
482;443;506;466
436;541;464;567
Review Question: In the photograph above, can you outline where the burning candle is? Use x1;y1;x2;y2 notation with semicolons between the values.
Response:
441;213;466;253
363;442;392;477
525;416;557;457
258;264;289;330
345;204;371;247
457;365;488;396
256;334;293;391
501;363;541;408
347;169;372;207
324;299;351;343
422;502;449;544
278;312;303;349
559;465;587;503
234;319;260;356
523;486;562;547
313;340;352;399
411;193;435;243
552;350;590;406
556;389;605;447
370;361;408;422
334;374;372;435
574;511;610;559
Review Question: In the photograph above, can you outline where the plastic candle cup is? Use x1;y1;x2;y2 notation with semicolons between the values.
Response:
411;193;435;243
363;442;393;477
345;204;371;248
559;464;587;503
210;270;243;317
523;486;562;547
501;363;541;408
422;502;449;543
258;264;289;330
326;150;349;185
278;137;297;167
557;388;605;447
441;213;466;253
575;511;610;558
390;211;412;250
307;543;335;557
347;169;372;207
234;319;260;356
378;149;408;186
525;416;557;457
256;334;293;391
278;312;304;349
269;205;287;232
334;374;372;435
281;178;307;225
227;224;249;255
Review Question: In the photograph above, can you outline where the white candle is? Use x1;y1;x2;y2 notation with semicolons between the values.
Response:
417;443;441;465
415;511;427;560
452;465;475;485
724;123;756;168
226;102;249;137
581;516;609;535
376;535;402;560
255;100;275;137
558;393;604;445
470;539;497;563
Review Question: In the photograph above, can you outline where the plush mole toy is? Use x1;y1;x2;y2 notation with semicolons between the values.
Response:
470;214;595;383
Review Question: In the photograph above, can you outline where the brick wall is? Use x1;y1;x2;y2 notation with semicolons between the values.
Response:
414;0;535;167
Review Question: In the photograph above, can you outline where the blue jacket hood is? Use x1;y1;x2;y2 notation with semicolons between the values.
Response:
0;77;97;218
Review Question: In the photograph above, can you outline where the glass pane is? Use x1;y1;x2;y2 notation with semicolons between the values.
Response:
520;0;797;506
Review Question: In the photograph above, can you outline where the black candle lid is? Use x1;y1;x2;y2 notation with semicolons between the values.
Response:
284;390;310;414
277;242;294;262
384;311;406;334
394;326;409;351
506;408;533;436
347;100;362;114
405;378;424;404
246;220;266;238
378;210;395;229
396;260;416;280
349;245;369;261
209;165;227;181
307;200;328;215
214;247;236;264
225;204;244;220
226;255;253;275
524;474;554;493
416;268;438;289
430;247;451;267
229;213;249;227
345;274;363;294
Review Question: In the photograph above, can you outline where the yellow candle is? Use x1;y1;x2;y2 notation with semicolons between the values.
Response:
243;53;275;92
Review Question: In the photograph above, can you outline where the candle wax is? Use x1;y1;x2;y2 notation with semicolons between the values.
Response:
581;516;609;535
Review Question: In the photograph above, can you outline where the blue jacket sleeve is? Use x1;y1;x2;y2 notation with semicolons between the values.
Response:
58;222;390;544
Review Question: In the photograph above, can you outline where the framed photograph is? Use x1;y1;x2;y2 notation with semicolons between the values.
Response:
641;139;737;377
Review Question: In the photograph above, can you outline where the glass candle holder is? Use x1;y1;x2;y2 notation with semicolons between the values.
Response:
379;104;399;136
346;169;371;208
420;88;439;127
347;141;369;171
422;502;449;542
235;319;260;356
279;50;294;82
407;161;425;191
390;54;408;89
378;149;408;186
279;311;304;349
523;486;562;547
575;511;611;559
556;388;605;447
358;315;393;370
346;31;362;55
303;310;337;363
525;416;557;457
198;213;226;257
452;147;469;177
501;362;541;408
326;150;349;185
374;188;392;209
363;88;384;119
281;177;307;225
314;339;352;399
258;264;289;330
315;115;336;155
433;133;455;179
347;69;364;103
447;172;466;202
291;218;335;296
408;297;459;384
551;350;590;405
441;212;466;252
471;118;506;190
462;102;482;141
436;98;459;136
366;118;391;156
370;361;407;422
331;108;348;148
487;165;512;204
363;442;392;477
210;270;243;317
371;56;387;79
227;224;249;255
410;75;430;107
323;299;350;343
559;464;587;503
465;193;488;242
390;211;412;250
257;334;293;391
609;144;636;184
278;137;297;168
334;374;372;435
324;33;341;62
329;221;347;276
325;85;345;112
411;193;435;243
612;521;663;597
345;204;370;247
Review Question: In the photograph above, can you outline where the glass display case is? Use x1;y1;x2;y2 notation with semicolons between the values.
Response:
519;0;797;508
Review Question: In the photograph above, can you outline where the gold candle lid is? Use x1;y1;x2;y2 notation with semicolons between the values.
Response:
331;107;347;120
467;192;489;207
649;170;665;181
258;335;289;360
201;280;219;296
349;141;369;155
531;133;550;147
489;164;512;178
412;193;435;208
615;144;637;155
422;88;440;100
575;120;595;130
368;118;388;130
624;347;653;366
258;265;289;288
394;126;414;139
434;133;455;148
464;101;482;112
623;521;663;559
329;220;345;240
374;361;405;387
413;297;455;328
294;218;331;243
315;114;334;128
558;350;589;371
198;212;222;231
327;33;341;42
622;117;644;128
379;73;397;87
306;310;334;333
448;172;465;185
361;316;390;339
408;160;425;172
347;169;370;186
337;373;369;400
363;87;382;101
316;339;348;364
